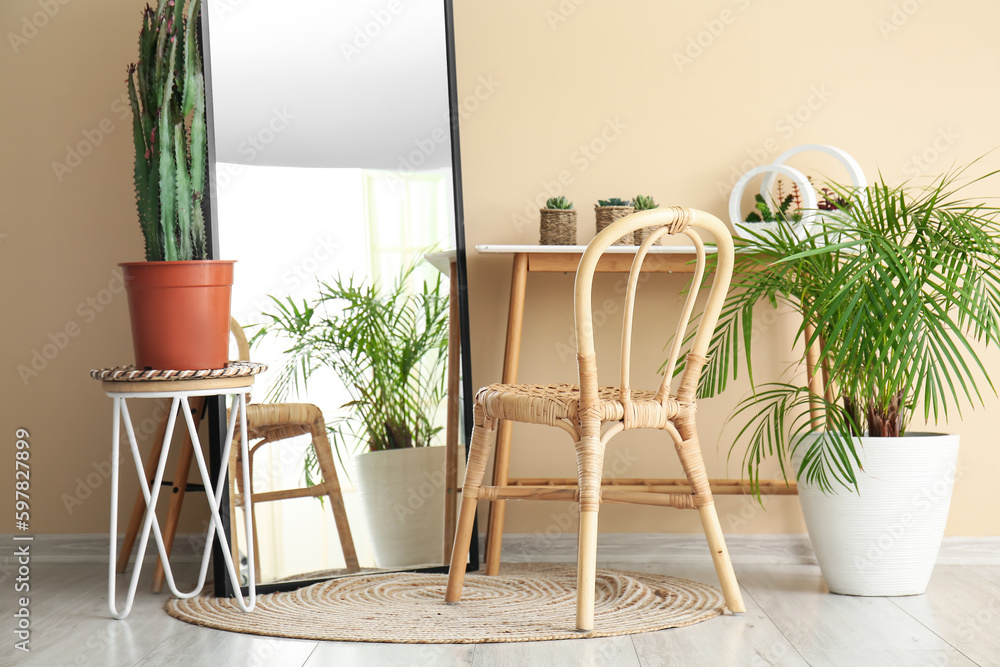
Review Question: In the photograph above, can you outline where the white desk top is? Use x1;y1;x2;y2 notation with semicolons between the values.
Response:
423;249;457;275
475;244;715;254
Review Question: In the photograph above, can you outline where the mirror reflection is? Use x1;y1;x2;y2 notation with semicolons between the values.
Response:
204;0;466;586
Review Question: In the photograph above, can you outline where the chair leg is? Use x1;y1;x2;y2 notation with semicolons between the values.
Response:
445;408;496;603
248;454;262;584
698;503;745;613
673;417;745;614
310;418;360;572
484;420;512;576
574;435;605;632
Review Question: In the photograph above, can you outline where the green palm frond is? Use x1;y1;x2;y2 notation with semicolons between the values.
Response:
700;163;1000;495
257;260;450;459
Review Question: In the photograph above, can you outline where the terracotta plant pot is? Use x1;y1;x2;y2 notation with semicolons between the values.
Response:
121;260;236;370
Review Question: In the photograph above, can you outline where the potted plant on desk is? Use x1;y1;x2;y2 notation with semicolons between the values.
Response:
539;196;577;245
700;165;1000;595
595;198;635;245
121;0;234;371
257;263;451;567
631;194;661;245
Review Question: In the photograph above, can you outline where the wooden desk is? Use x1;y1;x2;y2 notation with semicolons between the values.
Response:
476;244;796;575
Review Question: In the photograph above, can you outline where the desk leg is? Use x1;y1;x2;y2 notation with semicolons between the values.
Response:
804;322;825;429
485;252;528;575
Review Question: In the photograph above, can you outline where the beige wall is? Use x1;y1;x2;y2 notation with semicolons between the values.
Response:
2;0;209;535
452;0;1000;538
3;0;999;537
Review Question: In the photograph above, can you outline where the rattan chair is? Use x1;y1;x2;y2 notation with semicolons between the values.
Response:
445;207;746;631
227;319;360;580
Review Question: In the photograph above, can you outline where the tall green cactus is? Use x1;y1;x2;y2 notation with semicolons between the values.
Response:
128;0;207;262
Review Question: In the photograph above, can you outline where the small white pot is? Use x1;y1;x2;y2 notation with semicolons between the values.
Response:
352;446;447;568
793;432;959;596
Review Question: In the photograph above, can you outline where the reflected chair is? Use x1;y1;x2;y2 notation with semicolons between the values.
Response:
227;319;360;580
445;207;746;631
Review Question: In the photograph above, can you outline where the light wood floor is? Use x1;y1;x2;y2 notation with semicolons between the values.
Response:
3;541;999;666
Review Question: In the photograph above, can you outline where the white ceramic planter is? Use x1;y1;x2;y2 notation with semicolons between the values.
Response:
729;163;819;240
729;144;868;242
793;432;959;596
352;446;447;568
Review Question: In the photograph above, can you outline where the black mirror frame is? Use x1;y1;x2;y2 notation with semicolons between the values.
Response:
200;0;477;597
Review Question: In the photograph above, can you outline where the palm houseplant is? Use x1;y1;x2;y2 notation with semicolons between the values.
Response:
122;0;234;371
702;165;1000;595
257;263;451;567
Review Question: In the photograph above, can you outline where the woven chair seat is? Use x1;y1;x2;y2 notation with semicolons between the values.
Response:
476;383;685;430
241;403;323;443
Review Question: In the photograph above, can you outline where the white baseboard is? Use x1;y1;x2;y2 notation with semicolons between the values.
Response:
481;533;1000;566
2;533;997;565
0;533;205;563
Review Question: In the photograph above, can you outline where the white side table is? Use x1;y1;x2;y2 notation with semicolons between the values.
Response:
93;365;264;619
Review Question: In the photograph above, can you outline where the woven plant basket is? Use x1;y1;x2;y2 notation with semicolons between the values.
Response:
539;208;578;245
632;216;662;246
595;206;635;245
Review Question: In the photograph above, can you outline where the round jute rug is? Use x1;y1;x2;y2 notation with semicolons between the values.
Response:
165;564;725;643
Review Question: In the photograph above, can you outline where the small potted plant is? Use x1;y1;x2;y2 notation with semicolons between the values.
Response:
741;179;851;244
595;198;635;245
539;196;577;245
701;164;1000;596
631;194;661;245
121;0;235;371
743;183;802;227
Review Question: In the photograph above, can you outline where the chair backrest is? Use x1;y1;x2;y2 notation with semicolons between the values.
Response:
230;318;251;362
573;207;734;427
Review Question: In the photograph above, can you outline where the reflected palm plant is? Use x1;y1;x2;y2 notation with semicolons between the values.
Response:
255;262;450;479
698;164;1000;496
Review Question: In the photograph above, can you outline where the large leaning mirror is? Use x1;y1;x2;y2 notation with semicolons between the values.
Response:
201;0;475;595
